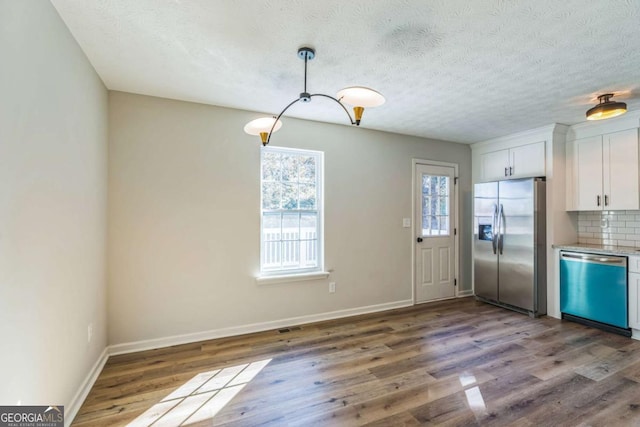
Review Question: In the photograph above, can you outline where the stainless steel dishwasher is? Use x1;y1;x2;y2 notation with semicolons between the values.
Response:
560;251;630;336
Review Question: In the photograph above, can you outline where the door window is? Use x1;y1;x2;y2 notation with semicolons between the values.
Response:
421;174;450;236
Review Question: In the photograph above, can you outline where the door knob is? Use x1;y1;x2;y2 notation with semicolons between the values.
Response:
417;237;423;243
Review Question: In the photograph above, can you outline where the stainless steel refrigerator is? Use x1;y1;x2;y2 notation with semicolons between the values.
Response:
473;178;546;317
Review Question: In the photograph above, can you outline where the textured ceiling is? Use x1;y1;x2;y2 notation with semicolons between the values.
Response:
51;0;640;144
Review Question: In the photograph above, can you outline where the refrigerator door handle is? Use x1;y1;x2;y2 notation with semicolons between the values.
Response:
497;203;504;254
491;204;498;254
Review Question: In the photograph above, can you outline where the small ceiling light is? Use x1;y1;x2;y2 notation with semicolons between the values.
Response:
244;47;385;146
586;93;627;121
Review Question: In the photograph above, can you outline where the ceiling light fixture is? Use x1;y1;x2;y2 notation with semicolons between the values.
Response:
586;93;627;121
244;47;385;146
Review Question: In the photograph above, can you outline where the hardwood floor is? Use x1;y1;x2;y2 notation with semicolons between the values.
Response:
72;297;640;426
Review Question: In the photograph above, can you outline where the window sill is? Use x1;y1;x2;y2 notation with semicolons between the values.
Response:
255;271;330;285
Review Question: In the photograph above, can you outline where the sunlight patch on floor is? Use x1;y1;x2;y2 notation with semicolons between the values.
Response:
458;371;489;417
464;385;487;411
127;359;272;426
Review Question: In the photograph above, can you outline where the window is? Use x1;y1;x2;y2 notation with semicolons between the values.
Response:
421;174;450;236
261;147;323;274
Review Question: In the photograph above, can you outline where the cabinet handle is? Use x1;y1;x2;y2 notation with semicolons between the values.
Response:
509;166;513;176
597;195;601;206
504;167;508;177
605;195;609;206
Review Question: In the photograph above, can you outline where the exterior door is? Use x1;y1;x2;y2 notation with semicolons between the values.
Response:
415;164;456;303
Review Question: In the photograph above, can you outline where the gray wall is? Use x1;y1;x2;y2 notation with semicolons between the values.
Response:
0;0;108;410
108;91;472;346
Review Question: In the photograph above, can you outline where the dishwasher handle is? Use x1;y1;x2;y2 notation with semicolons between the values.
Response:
561;251;627;267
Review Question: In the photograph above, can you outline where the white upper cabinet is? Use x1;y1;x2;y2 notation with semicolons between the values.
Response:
510;142;546;179
575;135;604;210
480;149;510;181
567;128;639;211
608;129;640;210
480;141;545;181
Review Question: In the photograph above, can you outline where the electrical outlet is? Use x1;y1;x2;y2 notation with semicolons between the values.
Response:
402;218;411;228
87;323;93;343
329;282;336;293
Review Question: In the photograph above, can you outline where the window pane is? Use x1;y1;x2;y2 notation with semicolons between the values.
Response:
263;213;281;241
421;174;450;237
262;238;281;269
281;183;298;209
262;182;280;209
281;240;300;267
300;213;317;230
299;157;316;182
422;175;430;195
282;213;300;239
281;155;299;182
283;211;299;266
300;239;318;267
439;196;449;215
299;184;316;210
262;152;281;181
440;215;449;233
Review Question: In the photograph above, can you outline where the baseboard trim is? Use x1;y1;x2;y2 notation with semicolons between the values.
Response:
65;347;109;427
109;299;414;356
457;290;473;297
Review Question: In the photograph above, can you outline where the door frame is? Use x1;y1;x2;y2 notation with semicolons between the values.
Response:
411;159;460;304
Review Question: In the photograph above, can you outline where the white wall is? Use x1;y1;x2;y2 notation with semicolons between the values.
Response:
0;0;108;413
108;91;472;346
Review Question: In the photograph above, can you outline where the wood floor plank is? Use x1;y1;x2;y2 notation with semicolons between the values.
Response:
409;390;479;426
72;297;640;426
575;341;640;381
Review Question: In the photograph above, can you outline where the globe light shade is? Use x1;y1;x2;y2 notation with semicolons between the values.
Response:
336;86;386;108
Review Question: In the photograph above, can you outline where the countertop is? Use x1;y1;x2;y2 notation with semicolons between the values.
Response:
553;243;640;257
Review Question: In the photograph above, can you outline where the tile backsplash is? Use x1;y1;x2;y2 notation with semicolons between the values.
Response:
578;211;640;247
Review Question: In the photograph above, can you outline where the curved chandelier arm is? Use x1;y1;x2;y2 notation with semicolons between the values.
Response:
265;97;302;145
264;93;358;146
310;94;356;125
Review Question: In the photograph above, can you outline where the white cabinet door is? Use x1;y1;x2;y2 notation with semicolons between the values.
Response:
480;149;509;181
510;141;545;179
575;135;604;211
629;271;640;330
480;141;546;182
605;128;639;210
567;128;639;212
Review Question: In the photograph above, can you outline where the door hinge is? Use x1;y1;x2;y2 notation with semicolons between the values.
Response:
454;228;457;235
454;177;459;185
454;278;457;287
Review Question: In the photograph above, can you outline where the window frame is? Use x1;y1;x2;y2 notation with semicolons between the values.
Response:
259;146;324;276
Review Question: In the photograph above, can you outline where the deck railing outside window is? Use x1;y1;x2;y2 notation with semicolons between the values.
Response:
262;227;317;270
